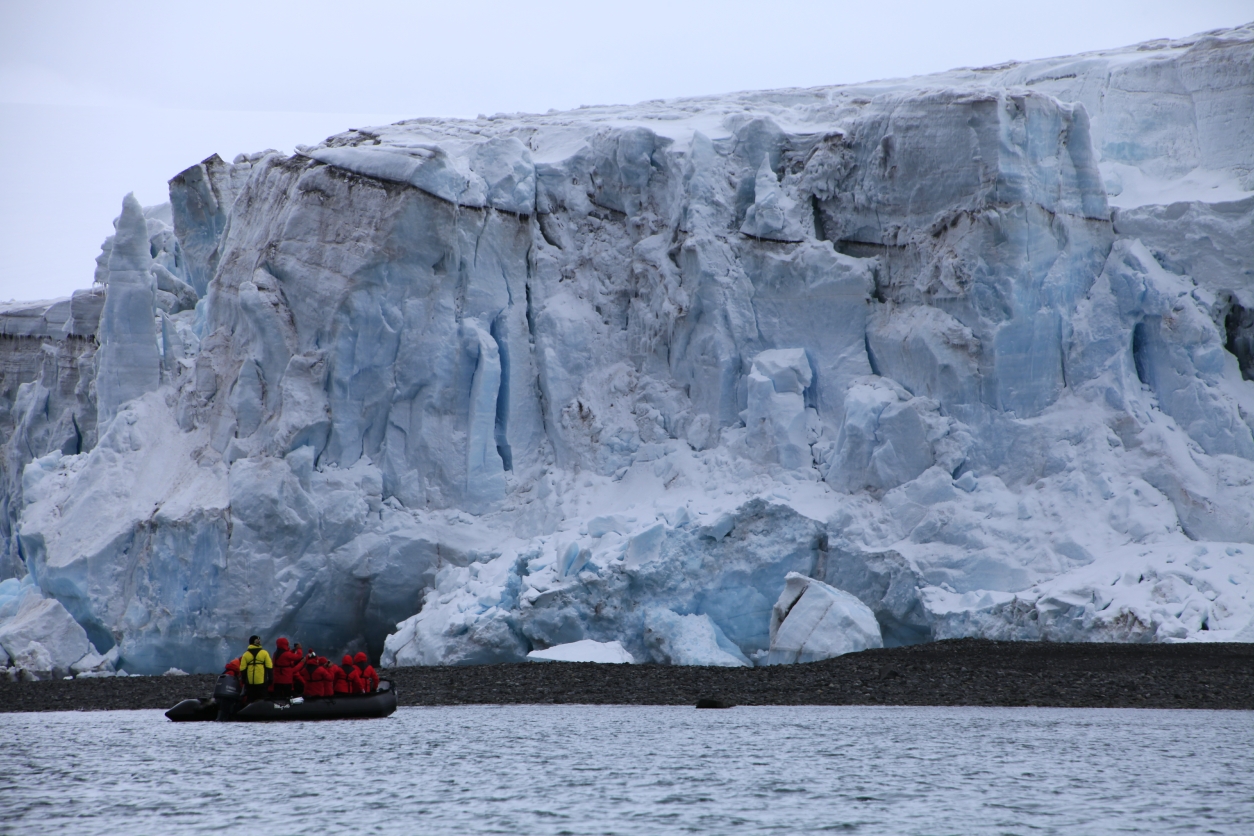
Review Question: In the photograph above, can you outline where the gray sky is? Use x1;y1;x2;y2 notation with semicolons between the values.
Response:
2;0;1250;301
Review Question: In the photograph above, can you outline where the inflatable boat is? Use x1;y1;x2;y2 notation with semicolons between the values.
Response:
166;680;397;722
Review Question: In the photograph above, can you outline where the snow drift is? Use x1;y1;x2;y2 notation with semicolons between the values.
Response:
2;24;1253;674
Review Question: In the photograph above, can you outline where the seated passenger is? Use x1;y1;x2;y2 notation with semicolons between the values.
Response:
330;659;349;695
354;652;379;693
215;658;244;721
290;646;305;696
342;655;365;694
311;656;334;698
292;655;308;697
223;658;242;698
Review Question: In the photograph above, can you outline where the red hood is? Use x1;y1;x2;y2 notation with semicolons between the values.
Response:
276;637;290;651
354;652;368;665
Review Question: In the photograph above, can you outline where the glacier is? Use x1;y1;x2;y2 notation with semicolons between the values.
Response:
1;24;1252;676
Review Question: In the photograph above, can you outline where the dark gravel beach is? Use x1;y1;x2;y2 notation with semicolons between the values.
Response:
2;639;1251;713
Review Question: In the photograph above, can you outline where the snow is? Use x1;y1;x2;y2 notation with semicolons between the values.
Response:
1;24;1253;673
1103;164;1250;210
527;639;635;664
1113;196;1254;309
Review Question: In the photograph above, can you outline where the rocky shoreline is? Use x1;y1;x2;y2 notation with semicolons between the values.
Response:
1;640;1251;713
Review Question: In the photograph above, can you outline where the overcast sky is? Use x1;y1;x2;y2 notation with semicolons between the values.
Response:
1;0;1250;301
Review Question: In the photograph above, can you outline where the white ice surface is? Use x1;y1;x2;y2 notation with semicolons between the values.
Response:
767;573;883;664
0;591;91;675
527;639;635;664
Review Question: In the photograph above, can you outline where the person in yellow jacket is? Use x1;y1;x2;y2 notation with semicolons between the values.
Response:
240;635;273;703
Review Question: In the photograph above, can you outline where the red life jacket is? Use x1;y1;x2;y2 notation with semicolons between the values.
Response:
361;664;379;693
292;661;308;694
311;663;333;697
346;666;365;694
273;649;303;685
331;665;349;695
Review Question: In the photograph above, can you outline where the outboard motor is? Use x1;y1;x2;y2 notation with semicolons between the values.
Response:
214;673;242;700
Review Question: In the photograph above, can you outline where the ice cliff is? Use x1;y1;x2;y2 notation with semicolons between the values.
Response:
2;24;1253;675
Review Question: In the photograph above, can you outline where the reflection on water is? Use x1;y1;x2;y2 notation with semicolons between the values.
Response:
1;705;1250;835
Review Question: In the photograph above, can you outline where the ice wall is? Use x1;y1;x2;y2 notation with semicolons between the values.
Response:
4;23;1254;674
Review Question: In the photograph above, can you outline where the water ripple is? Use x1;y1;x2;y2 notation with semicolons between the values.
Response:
0;705;1250;835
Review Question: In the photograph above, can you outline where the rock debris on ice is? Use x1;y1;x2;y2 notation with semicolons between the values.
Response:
1;24;1253;673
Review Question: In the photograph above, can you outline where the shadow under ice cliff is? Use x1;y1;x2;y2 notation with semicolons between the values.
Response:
2;24;1253;675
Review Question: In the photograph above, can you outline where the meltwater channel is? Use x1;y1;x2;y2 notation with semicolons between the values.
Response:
2;705;1250;835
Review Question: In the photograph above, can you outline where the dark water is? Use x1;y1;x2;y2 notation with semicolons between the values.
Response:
1;705;1250;835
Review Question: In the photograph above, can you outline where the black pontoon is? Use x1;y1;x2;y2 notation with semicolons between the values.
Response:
166;680;397;722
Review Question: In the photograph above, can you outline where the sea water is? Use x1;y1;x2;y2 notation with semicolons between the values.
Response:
1;705;1250;835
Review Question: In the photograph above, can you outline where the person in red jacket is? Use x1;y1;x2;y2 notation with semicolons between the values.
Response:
354;651;379;693
309;656;333;698
291;651;308;697
292;643;308;695
342;655;365;694
216;658;244;720
223;658;243;700
299;654;314;696
271;638;303;701
330;658;349;695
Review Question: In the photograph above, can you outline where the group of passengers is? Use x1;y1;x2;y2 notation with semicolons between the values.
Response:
224;635;380;705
